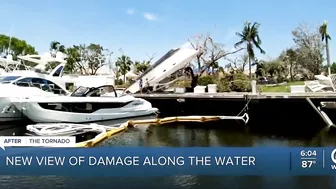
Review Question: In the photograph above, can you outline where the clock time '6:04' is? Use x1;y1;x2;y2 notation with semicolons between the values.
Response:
300;150;317;156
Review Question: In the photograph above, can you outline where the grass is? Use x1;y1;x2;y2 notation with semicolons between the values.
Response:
259;81;304;92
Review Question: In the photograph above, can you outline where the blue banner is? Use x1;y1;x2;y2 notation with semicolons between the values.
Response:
0;147;336;176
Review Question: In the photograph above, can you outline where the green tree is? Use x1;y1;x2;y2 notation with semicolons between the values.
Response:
45;43;78;73
319;21;331;75
45;41;67;72
56;44;109;75
0;34;37;59
283;48;298;81
235;22;265;79
255;60;266;77
50;41;66;54
134;60;150;74
330;62;336;74
86;43;107;75
115;55;133;82
64;45;81;73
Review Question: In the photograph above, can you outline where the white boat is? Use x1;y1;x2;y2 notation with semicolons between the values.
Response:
10;85;159;123
125;42;202;94
0;62;69;123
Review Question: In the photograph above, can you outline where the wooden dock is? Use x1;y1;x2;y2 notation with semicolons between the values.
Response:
134;92;336;99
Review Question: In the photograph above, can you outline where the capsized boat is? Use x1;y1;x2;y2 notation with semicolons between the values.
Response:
125;42;202;94
11;85;159;123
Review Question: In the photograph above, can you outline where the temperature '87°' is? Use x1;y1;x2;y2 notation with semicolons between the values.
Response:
302;160;316;168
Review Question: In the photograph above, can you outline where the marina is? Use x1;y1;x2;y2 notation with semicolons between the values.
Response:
1;0;336;188
1;41;336;144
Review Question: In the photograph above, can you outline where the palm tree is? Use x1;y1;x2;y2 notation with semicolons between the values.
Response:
50;41;65;55
319;21;332;75
115;55;133;82
235;21;265;79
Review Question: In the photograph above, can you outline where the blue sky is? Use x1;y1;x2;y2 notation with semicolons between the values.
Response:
1;0;335;65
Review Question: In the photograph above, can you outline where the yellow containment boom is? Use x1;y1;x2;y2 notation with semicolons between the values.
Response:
27;113;249;148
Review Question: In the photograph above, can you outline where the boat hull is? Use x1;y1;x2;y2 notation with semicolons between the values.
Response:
12;98;159;123
0;97;25;123
0;84;58;123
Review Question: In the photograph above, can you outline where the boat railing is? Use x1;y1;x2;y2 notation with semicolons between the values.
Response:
0;62;31;73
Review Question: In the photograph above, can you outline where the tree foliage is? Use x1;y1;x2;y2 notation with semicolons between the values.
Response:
50;41;65;54
44;42;109;75
292;24;324;76
0;34;37;59
135;61;150;74
134;54;154;74
235;21;265;79
282;48;298;81
319;21;331;74
115;55;133;82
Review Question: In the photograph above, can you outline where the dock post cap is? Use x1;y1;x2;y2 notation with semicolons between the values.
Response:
251;80;257;95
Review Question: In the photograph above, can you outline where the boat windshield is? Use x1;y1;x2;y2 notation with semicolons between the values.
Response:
0;76;21;84
71;85;117;97
71;86;90;96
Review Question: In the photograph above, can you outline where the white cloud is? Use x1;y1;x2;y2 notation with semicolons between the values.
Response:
143;13;158;21
126;8;134;15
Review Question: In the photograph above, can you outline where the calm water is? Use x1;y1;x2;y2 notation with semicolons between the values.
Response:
0;117;336;189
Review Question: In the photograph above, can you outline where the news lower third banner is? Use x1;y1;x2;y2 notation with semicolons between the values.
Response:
1;147;336;176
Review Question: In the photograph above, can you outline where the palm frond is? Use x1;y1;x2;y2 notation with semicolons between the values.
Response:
252;38;265;54
251;22;260;30
256;35;262;45
234;40;245;48
236;32;245;39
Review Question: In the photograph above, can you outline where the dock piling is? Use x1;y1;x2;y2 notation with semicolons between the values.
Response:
251;80;257;95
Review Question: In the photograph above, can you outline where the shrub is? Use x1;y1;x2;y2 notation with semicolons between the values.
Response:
115;79;124;85
197;75;215;86
276;77;289;83
216;78;231;92
231;72;251;92
215;72;251;92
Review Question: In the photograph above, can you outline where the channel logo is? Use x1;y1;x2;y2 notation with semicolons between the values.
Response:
330;149;336;169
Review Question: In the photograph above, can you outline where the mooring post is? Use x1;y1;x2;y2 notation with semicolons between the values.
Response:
306;98;334;127
251;80;257;95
